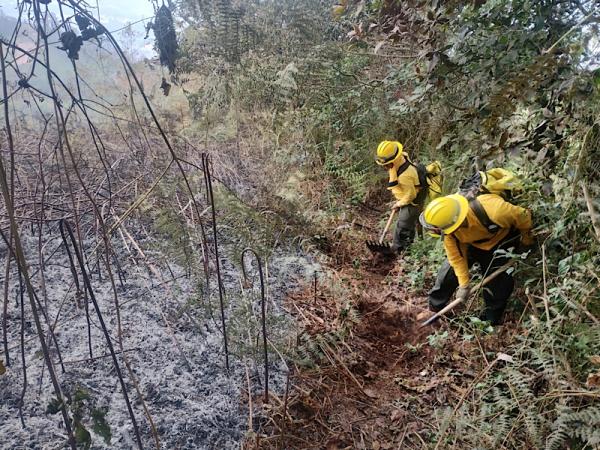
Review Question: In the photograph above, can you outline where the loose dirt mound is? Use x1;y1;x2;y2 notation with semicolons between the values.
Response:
243;204;525;450
245;255;468;449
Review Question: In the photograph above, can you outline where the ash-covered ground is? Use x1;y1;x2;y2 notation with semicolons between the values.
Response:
0;227;320;449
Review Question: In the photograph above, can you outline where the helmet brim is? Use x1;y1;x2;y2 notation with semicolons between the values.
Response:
419;212;441;238
375;152;404;166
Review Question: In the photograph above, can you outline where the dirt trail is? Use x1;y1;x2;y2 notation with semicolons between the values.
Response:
251;242;515;450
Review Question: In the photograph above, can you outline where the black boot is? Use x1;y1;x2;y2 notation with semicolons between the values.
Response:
482;306;505;326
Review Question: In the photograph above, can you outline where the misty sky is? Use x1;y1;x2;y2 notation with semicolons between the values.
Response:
0;0;155;25
0;0;156;57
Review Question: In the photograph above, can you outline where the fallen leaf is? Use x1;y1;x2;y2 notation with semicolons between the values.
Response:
498;130;509;148
390;409;405;422
372;441;380;450
497;352;514;363
326;439;343;450
589;355;600;365
374;41;385;54
436;135;450;150
364;388;379;399
586;371;600;388
365;370;379;380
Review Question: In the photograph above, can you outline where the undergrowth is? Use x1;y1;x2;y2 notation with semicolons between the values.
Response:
173;0;600;447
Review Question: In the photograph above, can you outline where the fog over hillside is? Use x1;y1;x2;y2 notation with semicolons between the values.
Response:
0;4;160;119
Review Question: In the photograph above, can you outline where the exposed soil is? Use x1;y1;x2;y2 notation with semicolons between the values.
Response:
249;230;521;449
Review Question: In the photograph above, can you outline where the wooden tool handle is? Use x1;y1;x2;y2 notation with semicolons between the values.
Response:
421;261;515;326
379;208;397;244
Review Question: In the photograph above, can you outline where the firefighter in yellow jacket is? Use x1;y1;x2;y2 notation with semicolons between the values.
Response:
420;193;533;324
375;140;431;254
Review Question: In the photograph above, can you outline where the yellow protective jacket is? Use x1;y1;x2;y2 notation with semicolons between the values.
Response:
481;168;522;196
387;153;423;206
443;194;533;286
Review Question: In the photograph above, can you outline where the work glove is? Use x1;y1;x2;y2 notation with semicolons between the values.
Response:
520;230;534;247
517;230;534;254
456;285;470;303
392;200;405;210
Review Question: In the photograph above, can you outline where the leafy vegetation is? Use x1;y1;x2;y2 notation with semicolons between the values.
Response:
47;386;111;448
172;0;600;447
1;0;598;447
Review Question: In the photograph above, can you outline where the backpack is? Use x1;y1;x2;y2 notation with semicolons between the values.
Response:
396;158;443;205
425;161;443;200
459;168;522;234
459;168;522;201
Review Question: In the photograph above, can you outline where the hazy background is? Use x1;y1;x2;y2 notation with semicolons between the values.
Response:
0;0;170;119
0;0;156;58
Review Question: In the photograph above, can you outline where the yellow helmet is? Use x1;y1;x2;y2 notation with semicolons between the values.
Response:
375;140;404;166
421;194;469;235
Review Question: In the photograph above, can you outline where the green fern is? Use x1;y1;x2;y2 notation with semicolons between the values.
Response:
546;405;600;450
323;144;370;205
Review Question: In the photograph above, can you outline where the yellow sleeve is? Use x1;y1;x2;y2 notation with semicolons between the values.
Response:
487;197;533;239
444;236;470;286
389;181;417;206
